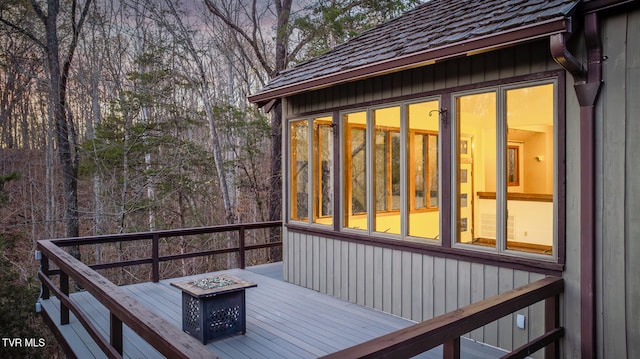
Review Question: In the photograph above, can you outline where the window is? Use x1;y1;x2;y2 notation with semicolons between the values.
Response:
341;100;440;240
343;112;367;230
373;106;401;234
408;101;440;239
288;77;559;261
290;120;309;221
455;82;555;256
289;116;333;225
314;119;333;224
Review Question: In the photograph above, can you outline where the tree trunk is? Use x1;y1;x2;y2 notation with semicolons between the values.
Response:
268;102;282;260
42;3;80;254
267;0;291;260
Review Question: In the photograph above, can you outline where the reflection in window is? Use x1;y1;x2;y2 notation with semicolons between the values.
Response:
413;133;438;209
507;145;519;186
290;120;309;221
344;112;367;230
408;100;440;239
374;129;401;212
373;107;401;234
313;118;333;225
289;116;334;225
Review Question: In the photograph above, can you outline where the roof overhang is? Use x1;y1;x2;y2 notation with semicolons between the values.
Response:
249;17;572;106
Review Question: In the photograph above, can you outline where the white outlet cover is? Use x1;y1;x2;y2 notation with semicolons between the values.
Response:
516;314;526;329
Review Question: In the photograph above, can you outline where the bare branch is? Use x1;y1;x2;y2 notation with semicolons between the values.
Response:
61;0;93;94
28;0;47;22
0;16;46;49
204;0;274;76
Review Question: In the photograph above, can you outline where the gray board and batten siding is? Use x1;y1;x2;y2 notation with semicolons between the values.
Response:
281;7;640;358
282;39;562;358
594;7;640;359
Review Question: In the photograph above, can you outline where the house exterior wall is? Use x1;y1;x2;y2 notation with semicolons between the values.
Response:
592;7;640;359
281;40;564;357
272;2;640;358
282;226;549;352
280;13;640;355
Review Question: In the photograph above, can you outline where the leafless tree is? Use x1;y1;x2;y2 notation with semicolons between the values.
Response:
1;1;93;258
204;0;294;227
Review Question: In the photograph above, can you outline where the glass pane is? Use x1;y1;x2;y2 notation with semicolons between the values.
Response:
457;92;496;247
428;134;439;208
408;101;440;239
290;120;309;221
391;132;401;210
373;106;400;235
313;117;333;225
375;130;389;211
414;134;426;209
506;83;554;255
343;112;367;230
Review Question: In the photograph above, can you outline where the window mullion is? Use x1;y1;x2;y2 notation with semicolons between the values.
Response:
308;119;314;224
387;131;393;211
366;109;374;234
497;90;507;252
400;104;407;237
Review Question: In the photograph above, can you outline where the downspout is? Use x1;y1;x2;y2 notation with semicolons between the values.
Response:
550;11;602;359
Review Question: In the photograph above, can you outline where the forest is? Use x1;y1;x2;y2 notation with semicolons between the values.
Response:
0;0;421;357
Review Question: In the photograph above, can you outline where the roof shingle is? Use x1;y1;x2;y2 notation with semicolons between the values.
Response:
250;0;579;103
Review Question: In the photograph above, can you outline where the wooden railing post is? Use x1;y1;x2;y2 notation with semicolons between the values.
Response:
545;293;561;359
443;337;460;359
110;312;123;355
60;271;69;325
239;226;246;269
41;254;50;299
152;233;160;283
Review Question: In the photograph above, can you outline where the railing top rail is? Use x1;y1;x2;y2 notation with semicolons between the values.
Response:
37;239;218;359
322;276;563;359
48;220;282;247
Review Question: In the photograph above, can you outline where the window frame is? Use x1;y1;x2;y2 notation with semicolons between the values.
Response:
339;98;442;240
313;119;334;222
287;115;335;226
409;129;439;213
343;120;368;228
285;70;565;272
451;79;558;260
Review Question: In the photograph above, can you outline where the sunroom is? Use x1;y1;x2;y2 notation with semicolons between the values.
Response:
288;81;558;257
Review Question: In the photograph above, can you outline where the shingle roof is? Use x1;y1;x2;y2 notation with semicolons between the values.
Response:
249;0;579;104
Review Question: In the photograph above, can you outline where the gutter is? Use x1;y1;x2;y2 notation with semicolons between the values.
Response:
550;11;602;359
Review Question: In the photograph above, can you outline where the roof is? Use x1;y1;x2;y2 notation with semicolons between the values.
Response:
249;0;579;105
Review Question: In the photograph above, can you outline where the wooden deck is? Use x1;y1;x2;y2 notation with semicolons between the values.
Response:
41;262;507;358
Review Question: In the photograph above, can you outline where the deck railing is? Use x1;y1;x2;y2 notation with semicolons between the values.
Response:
36;221;282;359
322;276;564;359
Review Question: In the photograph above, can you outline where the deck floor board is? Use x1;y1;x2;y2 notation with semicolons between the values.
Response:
41;262;507;359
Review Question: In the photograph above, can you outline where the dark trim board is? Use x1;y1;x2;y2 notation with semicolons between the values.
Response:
39;263;510;359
